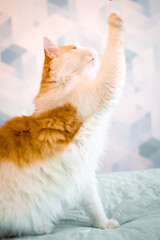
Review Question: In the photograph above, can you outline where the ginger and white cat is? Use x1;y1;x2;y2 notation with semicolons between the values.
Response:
0;13;125;238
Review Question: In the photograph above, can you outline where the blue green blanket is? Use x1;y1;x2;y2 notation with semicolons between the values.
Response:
6;169;160;240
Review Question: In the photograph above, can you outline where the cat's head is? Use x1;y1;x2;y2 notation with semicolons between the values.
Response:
43;37;98;79
34;37;98;113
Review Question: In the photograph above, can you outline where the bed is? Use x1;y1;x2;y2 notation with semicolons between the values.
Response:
4;168;160;240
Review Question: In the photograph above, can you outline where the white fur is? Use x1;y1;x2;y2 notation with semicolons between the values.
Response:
0;13;125;237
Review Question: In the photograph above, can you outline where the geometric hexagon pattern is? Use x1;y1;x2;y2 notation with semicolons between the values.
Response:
0;0;160;173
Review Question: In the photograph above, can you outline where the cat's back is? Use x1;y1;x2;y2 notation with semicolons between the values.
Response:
0;104;83;166
0;115;31;161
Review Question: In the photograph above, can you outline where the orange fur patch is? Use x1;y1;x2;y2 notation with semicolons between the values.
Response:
59;45;75;54
0;104;82;167
44;45;75;64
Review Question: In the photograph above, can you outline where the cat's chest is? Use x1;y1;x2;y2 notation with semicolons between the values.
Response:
57;113;110;176
73;114;109;160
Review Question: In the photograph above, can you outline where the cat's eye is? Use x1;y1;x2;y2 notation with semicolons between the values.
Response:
73;46;77;49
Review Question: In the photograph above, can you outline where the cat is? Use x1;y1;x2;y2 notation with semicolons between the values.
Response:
0;13;125;238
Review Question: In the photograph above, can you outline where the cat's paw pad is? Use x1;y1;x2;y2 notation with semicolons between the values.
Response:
108;13;123;28
106;219;120;229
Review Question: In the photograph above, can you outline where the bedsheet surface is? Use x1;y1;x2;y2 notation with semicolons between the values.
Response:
5;168;160;240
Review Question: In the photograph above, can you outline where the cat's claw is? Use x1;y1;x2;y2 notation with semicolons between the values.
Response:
106;219;120;229
108;13;123;28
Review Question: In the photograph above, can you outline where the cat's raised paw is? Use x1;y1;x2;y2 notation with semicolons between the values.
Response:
108;13;123;28
106;219;120;229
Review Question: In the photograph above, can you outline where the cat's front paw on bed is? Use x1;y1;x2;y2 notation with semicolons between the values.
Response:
94;218;120;229
108;13;123;28
106;219;120;229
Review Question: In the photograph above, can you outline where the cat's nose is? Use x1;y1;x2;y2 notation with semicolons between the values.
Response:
83;48;98;62
89;51;97;61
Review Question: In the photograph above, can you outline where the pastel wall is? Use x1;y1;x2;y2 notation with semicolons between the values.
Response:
0;0;160;172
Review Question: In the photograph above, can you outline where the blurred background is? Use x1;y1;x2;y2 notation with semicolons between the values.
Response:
0;0;160;173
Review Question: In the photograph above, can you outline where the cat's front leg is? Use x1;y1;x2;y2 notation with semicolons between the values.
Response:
82;180;119;229
94;12;125;112
79;13;125;119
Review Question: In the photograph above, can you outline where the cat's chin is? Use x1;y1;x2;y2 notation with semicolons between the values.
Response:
81;67;97;79
87;61;98;76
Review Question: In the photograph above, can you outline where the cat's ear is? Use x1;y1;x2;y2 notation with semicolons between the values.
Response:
43;37;59;58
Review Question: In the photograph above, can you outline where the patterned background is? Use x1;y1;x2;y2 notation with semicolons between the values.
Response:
0;0;160;173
